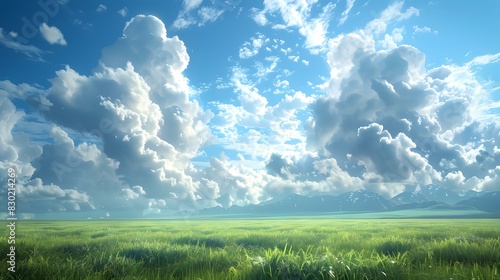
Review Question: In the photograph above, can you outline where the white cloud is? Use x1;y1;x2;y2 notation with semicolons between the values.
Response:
379;27;405;49
1;15;217;215
198;6;224;25
300;16;329;51
339;0;355;25
231;67;268;115
280;47;292;55
412;25;428;33
183;0;203;13
254;56;280;79
201;156;269;207
211;65;315;165
251;7;268;26
365;1;418;35
39;23;67;46
2;3;500;216
253;1;335;53
173;16;197;29
0;27;45;60
466;52;500;67
303;16;500;195
173;1;225;29
0;94;42;183
239;34;268;59
274;79;289;89
272;24;287;30
17;178;95;212
0;97;77;213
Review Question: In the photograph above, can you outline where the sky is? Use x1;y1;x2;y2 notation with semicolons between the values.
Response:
0;0;499;218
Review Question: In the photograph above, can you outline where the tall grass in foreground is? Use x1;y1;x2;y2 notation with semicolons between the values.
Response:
0;219;499;279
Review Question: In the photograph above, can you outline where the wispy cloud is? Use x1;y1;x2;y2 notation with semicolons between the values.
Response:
339;0;355;25
183;0;203;13
466;52;500;67
173;0;228;29
198;6;224;25
0;27;45;61
253;1;335;54
365;1;418;35
412;25;437;35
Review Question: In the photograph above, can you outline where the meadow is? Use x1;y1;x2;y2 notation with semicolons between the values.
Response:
0;218;499;279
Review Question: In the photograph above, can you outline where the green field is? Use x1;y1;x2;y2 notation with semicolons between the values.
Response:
1;218;499;279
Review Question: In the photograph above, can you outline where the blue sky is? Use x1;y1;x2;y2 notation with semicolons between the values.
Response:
1;0;499;218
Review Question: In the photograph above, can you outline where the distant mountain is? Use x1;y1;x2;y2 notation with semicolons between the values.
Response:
425;204;478;211
417;184;462;204
187;191;397;216
255;191;397;213
392;191;429;204
392;186;488;205
456;191;500;213
180;188;497;217
391;201;441;210
459;190;488;200
390;201;478;211
258;194;336;212
336;191;396;211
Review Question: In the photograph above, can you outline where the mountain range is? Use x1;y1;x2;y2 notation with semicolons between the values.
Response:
178;185;500;217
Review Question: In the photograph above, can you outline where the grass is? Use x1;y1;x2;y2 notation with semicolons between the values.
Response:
0;218;499;279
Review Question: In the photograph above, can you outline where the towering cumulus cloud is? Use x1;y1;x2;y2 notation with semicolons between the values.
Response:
2;15;215;215
304;27;500;196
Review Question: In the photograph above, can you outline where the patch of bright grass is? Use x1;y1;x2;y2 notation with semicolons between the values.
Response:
0;219;498;279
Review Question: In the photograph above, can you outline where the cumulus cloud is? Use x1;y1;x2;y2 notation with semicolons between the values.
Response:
200;156;267;207
0;95;66;214
41;15;213;210
2;2;499;217
211;65;315;162
0;94;42;183
301;3;500;196
183;0;203;13
17;178;94;212
1;15;217;215
308;42;440;189
39;23;67;46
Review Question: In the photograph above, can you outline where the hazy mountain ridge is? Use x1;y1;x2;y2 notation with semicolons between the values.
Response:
182;186;500;216
456;192;500;213
391;185;487;205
